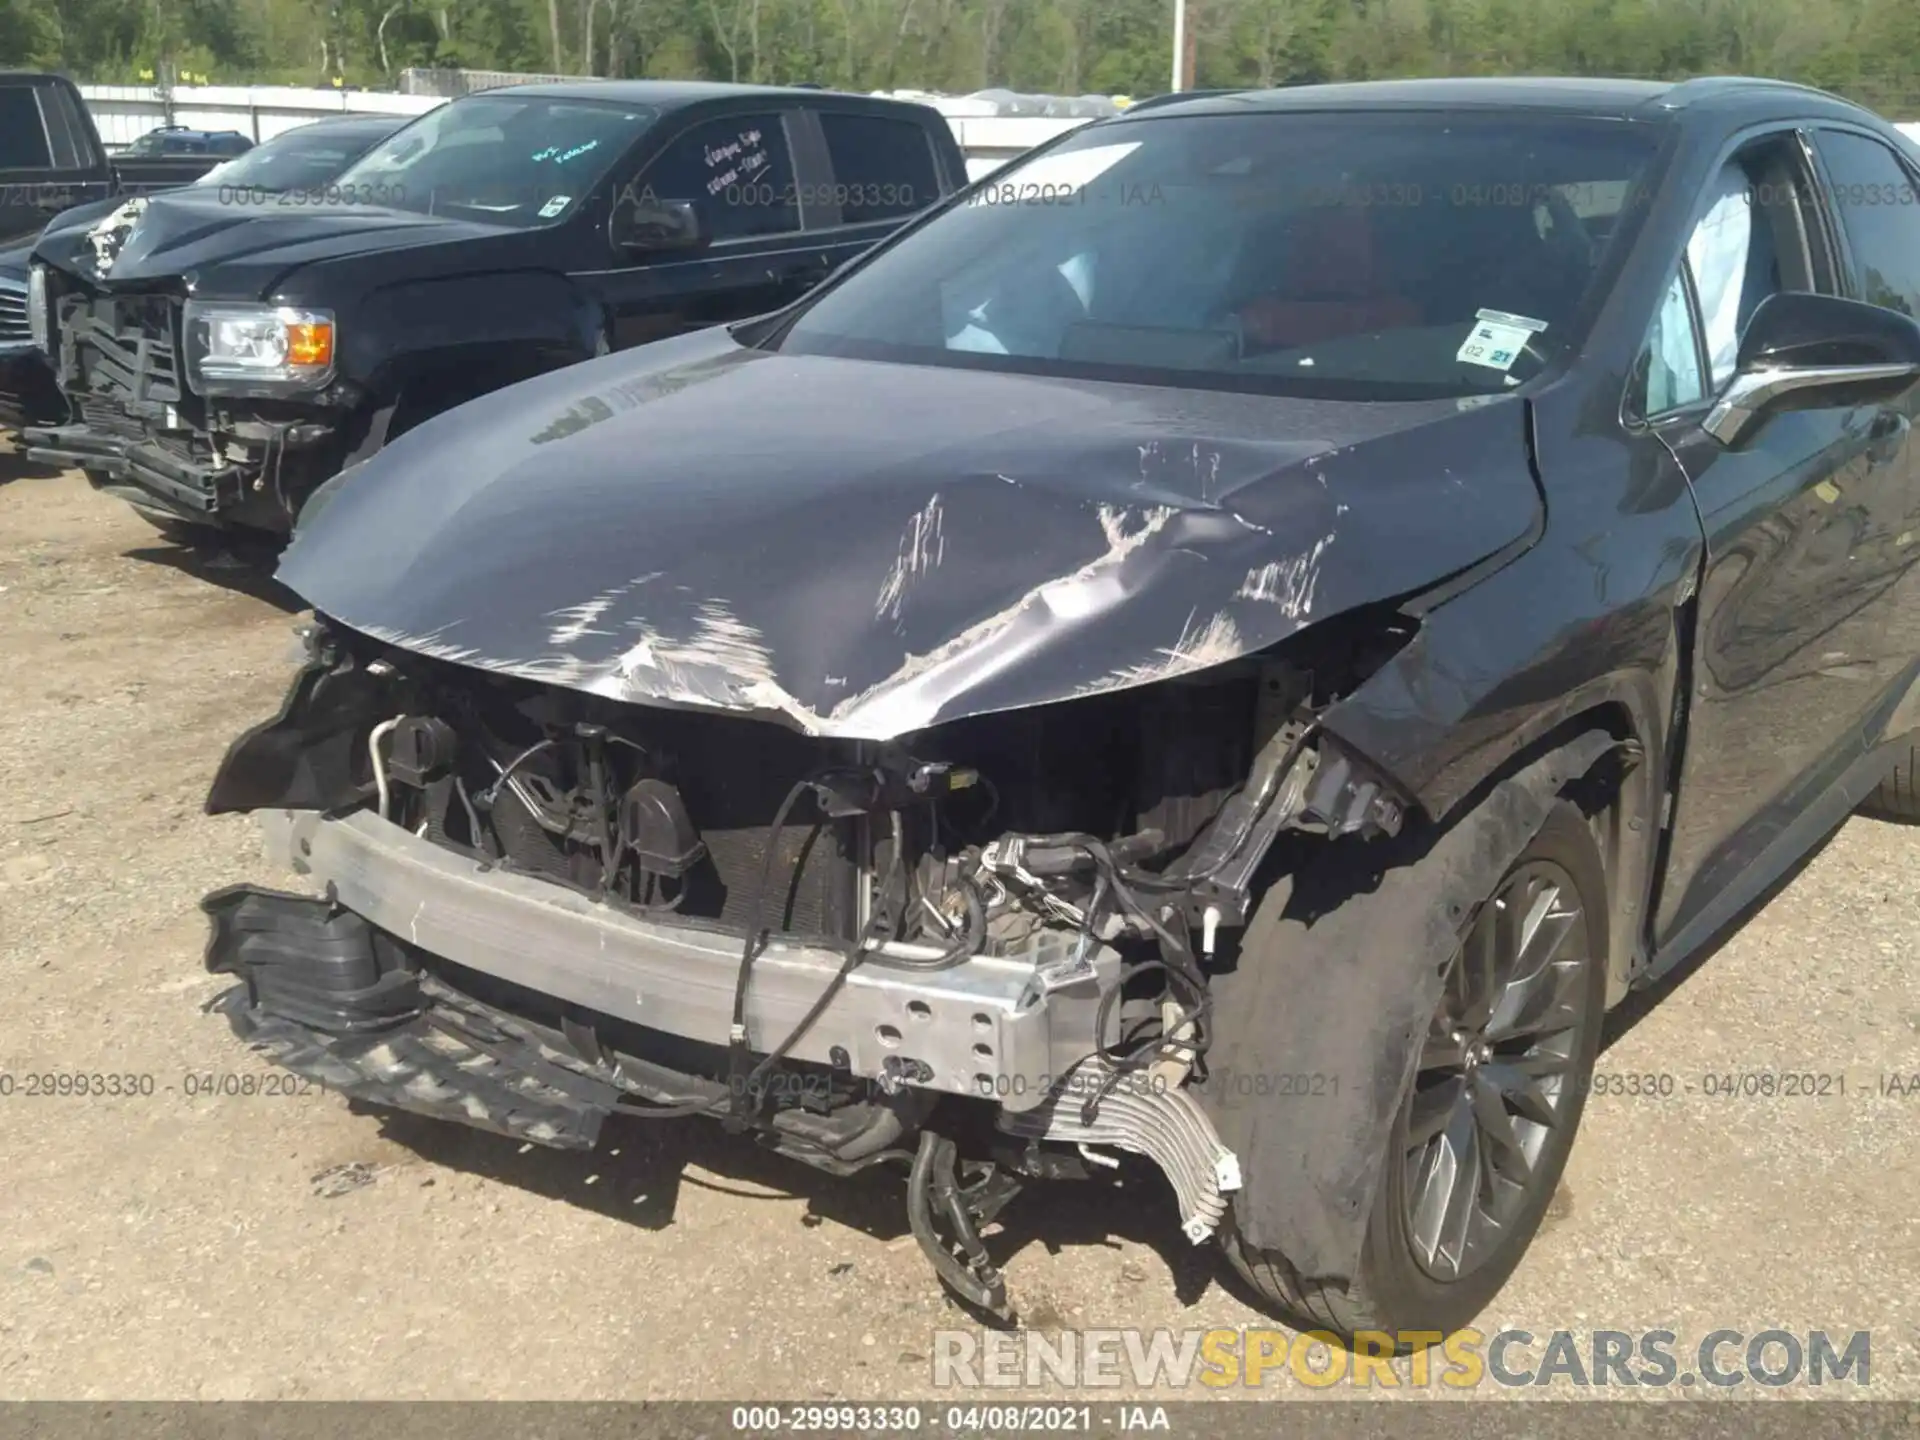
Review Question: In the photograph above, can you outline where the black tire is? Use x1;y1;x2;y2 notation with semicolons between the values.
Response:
1861;739;1920;823
1223;799;1609;1345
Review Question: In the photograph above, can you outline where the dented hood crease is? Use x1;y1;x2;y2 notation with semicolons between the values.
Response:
279;328;1542;739
33;188;521;294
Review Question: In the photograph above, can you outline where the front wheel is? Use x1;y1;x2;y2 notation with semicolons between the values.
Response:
1224;799;1608;1343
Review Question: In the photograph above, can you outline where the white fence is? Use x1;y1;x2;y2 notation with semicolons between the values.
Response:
77;82;1920;183
80;84;447;148
76;83;1090;180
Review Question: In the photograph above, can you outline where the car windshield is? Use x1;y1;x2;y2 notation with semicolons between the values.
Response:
775;110;1666;400
194;124;394;192
332;95;657;227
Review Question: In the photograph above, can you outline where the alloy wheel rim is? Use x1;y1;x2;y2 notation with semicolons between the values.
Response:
1401;858;1589;1283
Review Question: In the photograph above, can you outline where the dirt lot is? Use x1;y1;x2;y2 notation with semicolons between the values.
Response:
2;451;1917;1402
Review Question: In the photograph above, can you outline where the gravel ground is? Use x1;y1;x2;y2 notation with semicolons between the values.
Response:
1;452;1916;1403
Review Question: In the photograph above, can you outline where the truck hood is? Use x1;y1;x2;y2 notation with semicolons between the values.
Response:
280;328;1543;740
33;188;517;295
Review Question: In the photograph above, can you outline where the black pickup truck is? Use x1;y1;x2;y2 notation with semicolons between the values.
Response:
1;72;240;247
2;72;249;443
23;81;968;533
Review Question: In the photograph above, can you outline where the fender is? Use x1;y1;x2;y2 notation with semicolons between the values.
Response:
340;271;600;405
1196;728;1618;1283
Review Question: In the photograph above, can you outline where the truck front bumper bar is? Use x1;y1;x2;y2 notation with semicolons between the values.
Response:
23;422;245;517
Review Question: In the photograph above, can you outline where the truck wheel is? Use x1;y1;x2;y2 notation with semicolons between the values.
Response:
1222;799;1608;1344
1861;739;1920;823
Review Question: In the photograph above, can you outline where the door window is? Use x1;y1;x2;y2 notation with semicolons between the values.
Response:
1631;266;1707;418
1812;129;1920;319
1664;136;1826;394
817;113;939;224
0;87;53;169
1687;160;1754;389
630;113;797;241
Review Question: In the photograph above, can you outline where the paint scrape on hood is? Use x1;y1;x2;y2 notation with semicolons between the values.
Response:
279;328;1542;739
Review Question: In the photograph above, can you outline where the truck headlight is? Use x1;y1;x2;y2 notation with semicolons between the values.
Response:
27;264;49;352
183;302;335;393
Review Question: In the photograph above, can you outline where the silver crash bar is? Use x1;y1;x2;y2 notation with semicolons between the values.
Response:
260;809;1115;1111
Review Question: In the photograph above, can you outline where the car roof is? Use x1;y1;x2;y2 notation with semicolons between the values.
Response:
1113;75;1882;125
471;79;931;111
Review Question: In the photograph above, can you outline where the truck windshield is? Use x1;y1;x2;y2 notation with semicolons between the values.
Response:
333;95;656;227
775;110;1665;400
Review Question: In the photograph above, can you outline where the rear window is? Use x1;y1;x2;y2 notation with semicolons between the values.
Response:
0;87;54;170
197;124;388;193
777;111;1665;401
819;112;940;223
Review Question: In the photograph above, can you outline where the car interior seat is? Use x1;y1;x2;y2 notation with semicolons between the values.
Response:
1231;201;1424;348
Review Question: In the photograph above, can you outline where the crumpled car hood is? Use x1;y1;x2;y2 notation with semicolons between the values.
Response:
33;188;514;292
280;327;1542;739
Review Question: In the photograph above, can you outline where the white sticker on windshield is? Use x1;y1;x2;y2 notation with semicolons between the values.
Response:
1456;308;1548;372
989;142;1141;197
539;195;572;218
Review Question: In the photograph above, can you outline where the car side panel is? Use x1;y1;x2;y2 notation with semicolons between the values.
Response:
1652;122;1920;946
339;269;602;409
1318;376;1697;996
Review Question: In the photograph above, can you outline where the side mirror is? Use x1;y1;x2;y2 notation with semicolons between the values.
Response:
1705;291;1920;446
613;197;706;254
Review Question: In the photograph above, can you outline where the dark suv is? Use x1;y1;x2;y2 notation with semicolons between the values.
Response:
24;82;966;533
123;126;254;159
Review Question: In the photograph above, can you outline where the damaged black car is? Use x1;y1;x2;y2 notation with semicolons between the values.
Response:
200;76;1920;1342
23;82;964;536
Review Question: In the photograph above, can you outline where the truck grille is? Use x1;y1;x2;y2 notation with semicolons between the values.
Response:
0;288;27;345
77;398;147;442
60;294;183;409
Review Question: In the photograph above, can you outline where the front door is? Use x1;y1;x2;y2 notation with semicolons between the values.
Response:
590;109;836;352
1651;127;1918;946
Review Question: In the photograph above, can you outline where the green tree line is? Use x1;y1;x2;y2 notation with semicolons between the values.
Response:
4;0;1919;115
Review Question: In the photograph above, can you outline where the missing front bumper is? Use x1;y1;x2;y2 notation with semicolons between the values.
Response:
241;808;1116;1110
23;421;245;516
205;816;1248;1301
203;885;624;1147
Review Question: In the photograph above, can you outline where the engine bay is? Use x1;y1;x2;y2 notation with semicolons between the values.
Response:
205;606;1416;1315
